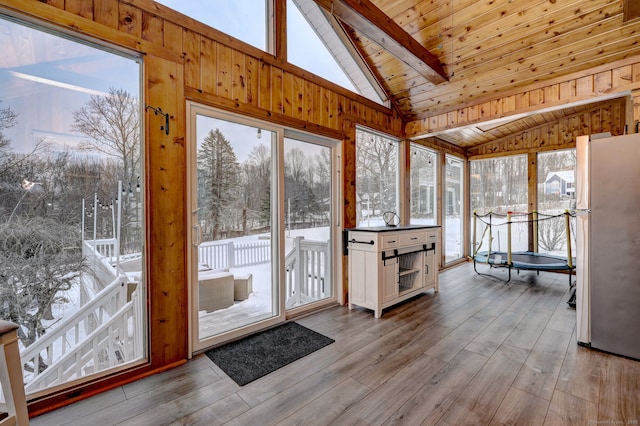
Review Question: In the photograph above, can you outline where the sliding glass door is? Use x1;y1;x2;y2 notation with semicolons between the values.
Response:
187;104;338;351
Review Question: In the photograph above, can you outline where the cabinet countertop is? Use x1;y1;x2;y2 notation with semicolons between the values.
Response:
347;225;441;233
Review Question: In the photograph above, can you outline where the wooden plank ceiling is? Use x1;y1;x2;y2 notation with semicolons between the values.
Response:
321;0;640;148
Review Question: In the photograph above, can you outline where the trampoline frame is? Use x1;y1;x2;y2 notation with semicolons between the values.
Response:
471;211;575;285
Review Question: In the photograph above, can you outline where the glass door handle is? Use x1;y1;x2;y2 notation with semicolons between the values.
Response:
192;224;202;247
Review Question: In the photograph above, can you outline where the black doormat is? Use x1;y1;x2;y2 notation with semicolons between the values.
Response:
205;322;334;386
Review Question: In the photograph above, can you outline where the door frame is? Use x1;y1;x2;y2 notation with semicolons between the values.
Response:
185;102;341;355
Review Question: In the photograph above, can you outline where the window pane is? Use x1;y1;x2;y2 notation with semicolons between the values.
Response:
470;155;528;254
288;0;355;92
156;1;267;51
445;156;464;262
0;18;144;394
355;129;399;227
410;144;437;225
537;149;576;256
287;0;384;104
194;116;277;340
284;136;334;308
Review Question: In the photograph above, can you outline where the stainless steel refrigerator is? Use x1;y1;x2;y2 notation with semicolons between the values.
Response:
575;133;640;360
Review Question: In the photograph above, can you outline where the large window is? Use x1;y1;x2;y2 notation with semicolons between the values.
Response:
0;16;144;395
156;1;268;51
537;149;576;256
410;144;437;225
355;128;399;227
470;155;528;256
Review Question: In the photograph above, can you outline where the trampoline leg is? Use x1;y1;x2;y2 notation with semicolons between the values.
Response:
507;267;512;283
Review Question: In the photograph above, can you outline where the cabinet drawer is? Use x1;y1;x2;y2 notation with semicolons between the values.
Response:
399;231;426;246
381;235;400;249
426;230;439;243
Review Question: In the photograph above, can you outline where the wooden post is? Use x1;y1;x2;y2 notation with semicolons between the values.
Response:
507;212;512;266
532;211;538;253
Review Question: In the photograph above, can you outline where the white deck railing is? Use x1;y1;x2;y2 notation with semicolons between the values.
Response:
285;237;330;308
24;288;142;392
198;240;271;270
19;240;141;394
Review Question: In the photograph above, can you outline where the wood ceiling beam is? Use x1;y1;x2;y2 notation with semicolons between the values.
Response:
313;0;448;84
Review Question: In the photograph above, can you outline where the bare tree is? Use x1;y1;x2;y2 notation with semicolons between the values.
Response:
538;216;566;252
0;217;86;352
0;101;18;151
71;88;141;252
71;88;140;183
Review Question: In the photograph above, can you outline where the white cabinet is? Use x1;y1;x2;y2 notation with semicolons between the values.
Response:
347;226;440;318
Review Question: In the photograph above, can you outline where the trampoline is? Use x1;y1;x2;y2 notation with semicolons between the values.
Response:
471;210;576;286
473;250;575;284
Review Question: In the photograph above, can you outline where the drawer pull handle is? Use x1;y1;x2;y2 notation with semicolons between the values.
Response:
350;239;374;245
388;240;396;244
410;237;418;240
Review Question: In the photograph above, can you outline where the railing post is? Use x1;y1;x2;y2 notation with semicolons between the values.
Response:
294;236;304;304
228;241;235;269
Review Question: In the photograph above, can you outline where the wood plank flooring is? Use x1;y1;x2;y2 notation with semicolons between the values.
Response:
31;263;640;425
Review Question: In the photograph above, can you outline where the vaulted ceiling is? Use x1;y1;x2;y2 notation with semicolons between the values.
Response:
316;0;640;148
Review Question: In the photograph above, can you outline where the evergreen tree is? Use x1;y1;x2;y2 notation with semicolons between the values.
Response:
197;129;240;240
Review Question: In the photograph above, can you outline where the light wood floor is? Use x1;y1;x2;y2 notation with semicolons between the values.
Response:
31;262;640;425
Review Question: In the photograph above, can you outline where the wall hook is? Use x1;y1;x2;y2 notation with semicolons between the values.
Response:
145;105;170;135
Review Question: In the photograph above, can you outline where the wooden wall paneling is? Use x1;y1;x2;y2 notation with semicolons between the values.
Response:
282;71;294;117
611;65;633;88
289;74;302;120
200;38;216;94
259;61;272;112
575;76;594;96
502;95;516;115
65;0;93;20
581;112;591;138
141;11;164;46
602;104;613;134
145;54;188;365
447;111;457;127
118;2;141;37
183;29;201;91
163;20;183;57
94;0;118;28
245;56;259;107
304;80;315;123
329;90;338;130
232;49;247;104
342;119;357;231
319;87;329;128
272;67;284;114
544;85;560;104
595;71;613;94
217;43;232;99
341;117;356;305
558;81;575;101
